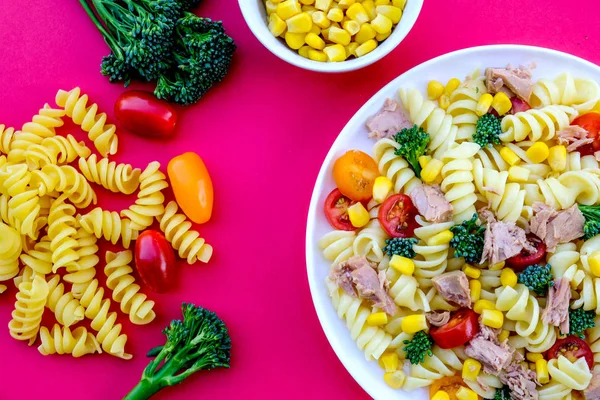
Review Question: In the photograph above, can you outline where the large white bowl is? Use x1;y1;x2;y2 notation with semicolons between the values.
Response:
238;0;424;73
305;45;600;399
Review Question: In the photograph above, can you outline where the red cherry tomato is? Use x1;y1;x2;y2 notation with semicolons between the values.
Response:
547;336;594;369
378;194;418;238
135;230;177;293
114;90;178;139
510;97;532;114
168;152;214;224
430;309;480;349
572;112;600;156
506;234;546;272
324;188;357;231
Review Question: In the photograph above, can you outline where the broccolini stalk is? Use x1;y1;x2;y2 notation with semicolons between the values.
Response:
518;264;554;296
449;213;485;264
403;330;433;365
473;113;502;148
383;237;418;259
124;303;231;400
494;386;511;400
392;125;430;178
578;204;600;240
568;308;595;338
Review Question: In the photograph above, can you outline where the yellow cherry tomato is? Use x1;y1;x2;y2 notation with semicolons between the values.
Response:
333;150;379;202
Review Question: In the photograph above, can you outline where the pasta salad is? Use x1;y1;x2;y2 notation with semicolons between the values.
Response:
319;64;600;399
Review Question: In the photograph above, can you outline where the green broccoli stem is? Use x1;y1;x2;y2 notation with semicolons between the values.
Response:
80;0;125;60
580;204;600;221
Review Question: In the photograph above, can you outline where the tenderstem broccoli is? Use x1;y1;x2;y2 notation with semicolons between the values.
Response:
124;303;231;400
578;204;600;240
493;386;511;400
449;213;485;264
518;264;554;296
383;237;418;259
403;330;433;365
392;125;430;178
473;113;502;148
568;308;595;338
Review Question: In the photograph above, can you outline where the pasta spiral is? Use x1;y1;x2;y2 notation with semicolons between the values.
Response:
547;356;592;390
447;76;488;141
8;275;49;344
78;278;131;359
156;201;213;264
24;134;91;170
55;87;118;157
565;151;600;172
78;207;139;249
47;194;79;272
121;161;168;231
78;154;141;195
353;219;387;263
531;72;600;113
0;164;42;238
38;324;101;358
586;315;600;367
64;227;99;298
399;88;458;158
46;275;85;327
465;373;503;399
473;160;526;222
0;221;22;282
0;124;16;155
8;104;64;163
440;142;479;223
499;105;578;143
19;235;52;276
373;138;421;195
539;381;576;400
325;277;392;360
495;284;543;336
30;164;97;209
318;230;356;265
382;257;430;312
526;170;600;210
104;251;156;325
403;346;464;391
412;216;454;288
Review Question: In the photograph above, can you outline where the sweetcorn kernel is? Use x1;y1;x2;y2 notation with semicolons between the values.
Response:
327;7;344;22
269;13;287;36
343;20;361;36
439;94;450;110
373;176;393;203
266;0;279;14
508;165;530;183
418;155;432;168
375;31;391;41
362;0;377;19
323;44;346;62
444;78;461;96
311;10;331;28
500;146;520;166
500;268;518;287
481;309;504;329
489;261;505;271
462;359;482;381
286;12;313;33
367;312;389;326
476;93;493;116
308;48;327;61
328;26;351;45
345;42;359;58
355;23;377;44
463;265;481;279
526;352;543;362
431;392;450;400
315;0;333;11
548;145;567;172
375;5;402;23
337;0;355;8
498;329;510;342
370;13;392;34
427;80;445;100
347;202;370;227
355;39;377;57
536;359;550;384
375;0;390;4
277;0;302;20
589;251;600;277
456;387;478;400
474;299;495;314
526;142;550;163
305;32;326;49
392;0;406;8
427;230;453;246
380;352;399;372
384;370;405;389
346;3;370;24
285;32;306;49
401;314;428;333
470;280;481;302
298;45;311;58
390;255;415;276
491;92;513;116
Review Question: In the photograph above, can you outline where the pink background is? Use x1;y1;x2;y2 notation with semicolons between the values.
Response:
1;0;599;399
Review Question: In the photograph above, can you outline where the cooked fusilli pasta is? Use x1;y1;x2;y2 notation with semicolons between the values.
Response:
46;275;85;327
79;154;141;195
121;161;168;231
78;207;139;249
8;275;49;344
38;324;101;358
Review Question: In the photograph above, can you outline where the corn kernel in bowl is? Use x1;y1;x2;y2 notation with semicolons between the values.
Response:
263;0;406;62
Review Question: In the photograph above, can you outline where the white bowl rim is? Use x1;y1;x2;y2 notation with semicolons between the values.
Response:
238;0;425;73
304;44;600;399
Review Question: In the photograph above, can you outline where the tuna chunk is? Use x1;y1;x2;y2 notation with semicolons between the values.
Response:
542;277;571;334
500;362;539;400
426;311;451;327
465;335;514;374
409;184;453;223
330;256;397;315
480;208;535;265
529;203;585;252
557;125;593;152
432;271;471;308
584;370;600;400
366;98;413;140
485;65;534;103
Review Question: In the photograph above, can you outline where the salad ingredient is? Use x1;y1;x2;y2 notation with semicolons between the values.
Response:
372;176;393;203
389;255;415;275
505;234;546;272
135;230;177;293
366;99;413;141
547;144;567;171
476;93;493;116
383;237;417;258
430;376;470;400
485;65;534;102
392;125;431;178
547;336;594;369
409;184;453;223
347;202;370;228
541;277;570;333
518;264;554;296
462;358;482;381
366;312;389;326
378;194;419;238
449;214;485;264
481;309;504;329
500;268;518;287
124;303;231;400
525;142;550;163
493;386;511;400
114;91;178;139
426;311;450;327
168;152;214;224
430;309;479;349
455;387;477;400
383;371;406;389
333;150;379;202
432;271;471;308
465;326;514;374
473;113;502;148
536;359;550;384
324;189;357;231
578;204;600;240
428;80;445;100
557;125;594;152
510;97;531;114
401;314;428;334
568;308;596;338
403;330;434;365
491;92;512;116
529;203;585;252
479;208;533;266
572;112;600;153
420;159;444;184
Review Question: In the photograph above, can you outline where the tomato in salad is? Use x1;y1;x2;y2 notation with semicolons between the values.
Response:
547;336;594;369
506;234;546;272
430;376;474;400
324;189;357;231
430;309;480;349
510;97;531;114
572;112;600;156
135;230;177;293
378;194;418;238
332;150;378;202
168;152;214;224
114;90;178;139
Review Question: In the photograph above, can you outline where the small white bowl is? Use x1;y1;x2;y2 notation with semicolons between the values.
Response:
239;0;424;73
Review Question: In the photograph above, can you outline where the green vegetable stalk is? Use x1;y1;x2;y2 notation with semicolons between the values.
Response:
124;303;231;400
383;237;418;259
449;213;485;264
494;386;511;400
392;125;430;178
578;204;600;240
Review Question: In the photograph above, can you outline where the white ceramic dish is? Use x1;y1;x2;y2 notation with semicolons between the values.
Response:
305;45;600;399
238;0;424;73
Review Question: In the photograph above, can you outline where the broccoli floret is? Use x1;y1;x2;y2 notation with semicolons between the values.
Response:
392;125;430;178
578;205;600;240
568;308;596;338
403;330;433;365
80;0;182;85
473;113;502;148
177;0;202;10
493;386;511;400
124;303;231;400
383;237;418;258
518;264;554;296
449;213;485;264
155;13;236;105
